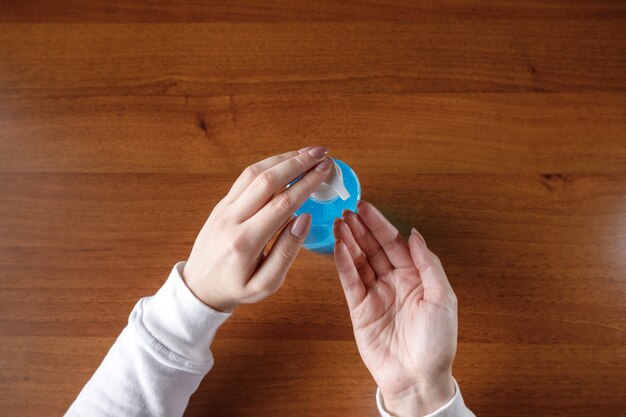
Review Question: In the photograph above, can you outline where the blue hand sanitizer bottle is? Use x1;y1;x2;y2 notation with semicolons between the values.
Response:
294;158;361;253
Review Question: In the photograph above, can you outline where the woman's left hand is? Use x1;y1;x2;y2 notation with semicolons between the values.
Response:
333;201;458;417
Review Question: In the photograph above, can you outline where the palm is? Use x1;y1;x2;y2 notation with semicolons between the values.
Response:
333;202;457;398
351;268;422;391
354;268;455;395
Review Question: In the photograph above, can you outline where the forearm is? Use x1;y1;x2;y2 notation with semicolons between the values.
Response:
65;262;231;417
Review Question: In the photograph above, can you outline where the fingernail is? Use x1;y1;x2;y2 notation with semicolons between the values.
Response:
333;219;342;235
337;220;349;234
315;157;332;171
411;227;426;244
347;212;366;236
298;146;314;154
291;214;311;239
308;146;329;159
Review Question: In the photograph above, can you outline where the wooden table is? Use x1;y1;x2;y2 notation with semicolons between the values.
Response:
1;1;625;416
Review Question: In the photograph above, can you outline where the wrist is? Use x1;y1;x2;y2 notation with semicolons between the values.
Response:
380;373;455;417
197;295;238;313
181;264;237;312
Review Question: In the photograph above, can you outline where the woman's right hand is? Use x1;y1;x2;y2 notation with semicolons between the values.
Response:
333;201;458;417
182;146;333;312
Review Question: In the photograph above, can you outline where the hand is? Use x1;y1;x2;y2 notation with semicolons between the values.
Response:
333;201;458;417
182;146;333;312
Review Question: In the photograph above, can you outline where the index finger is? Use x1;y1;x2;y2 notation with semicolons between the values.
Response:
231;146;329;221
225;147;315;202
244;157;333;245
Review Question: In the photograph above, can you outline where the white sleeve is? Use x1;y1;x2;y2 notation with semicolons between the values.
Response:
65;262;231;417
376;379;475;417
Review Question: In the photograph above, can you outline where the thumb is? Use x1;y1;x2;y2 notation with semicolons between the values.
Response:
245;214;311;302
408;228;454;296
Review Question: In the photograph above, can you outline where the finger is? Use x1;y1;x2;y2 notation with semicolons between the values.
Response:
246;157;333;245
411;227;426;244
245;214;311;303
408;229;454;295
333;219;377;287
334;238;367;310
355;200;414;269
232;146;329;221
225;147;315;203
342;210;393;276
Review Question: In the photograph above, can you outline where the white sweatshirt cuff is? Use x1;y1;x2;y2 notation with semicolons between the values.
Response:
376;378;473;417
130;261;231;372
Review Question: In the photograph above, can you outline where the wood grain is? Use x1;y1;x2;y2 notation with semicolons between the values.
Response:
1;0;625;23
1;94;625;173
1;20;625;96
0;1;625;416
1;172;625;416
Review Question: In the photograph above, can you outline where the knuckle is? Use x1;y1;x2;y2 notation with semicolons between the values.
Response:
245;281;265;297
213;198;225;210
214;215;228;228
227;235;250;254
277;153;291;164
293;154;308;169
278;242;298;260
450;292;458;307
273;192;293;212
254;171;276;190
207;208;230;229
442;292;458;313
242;165;258;181
430;253;442;266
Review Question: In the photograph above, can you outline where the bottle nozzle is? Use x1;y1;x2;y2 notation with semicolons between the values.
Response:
311;159;350;202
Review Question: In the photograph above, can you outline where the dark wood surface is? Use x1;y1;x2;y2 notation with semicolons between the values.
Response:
1;1;625;416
